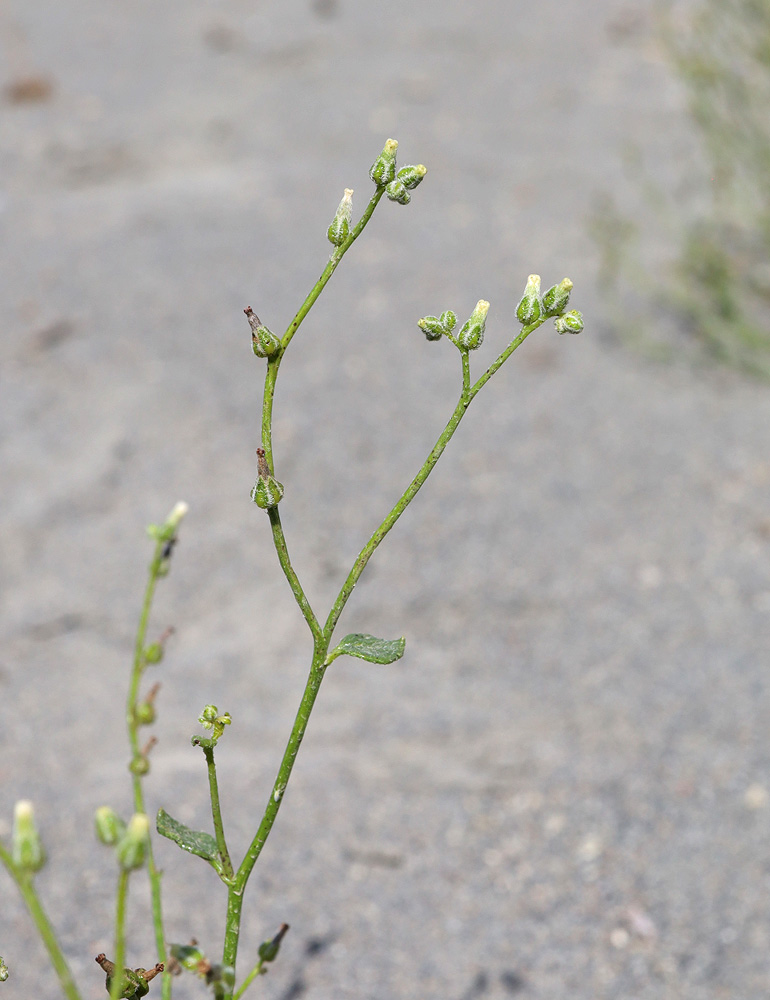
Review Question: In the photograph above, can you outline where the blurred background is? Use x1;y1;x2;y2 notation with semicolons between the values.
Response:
1;1;769;998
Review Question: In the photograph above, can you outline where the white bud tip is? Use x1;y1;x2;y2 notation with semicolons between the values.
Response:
384;138;398;153
343;188;353;201
167;501;189;527
475;300;490;317
127;813;150;836
14;800;34;821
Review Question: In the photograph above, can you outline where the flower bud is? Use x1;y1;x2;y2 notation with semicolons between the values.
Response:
439;310;457;333
12;800;46;874
327;188;353;246
245;307;281;358
251;448;285;509
417;316;445;341
456;300;490;351
0;957;8;982
116;813;150;871
199;704;218;726
384;179;410;204
554;309;584;335
541;278;573;317
516;274;542;326
94;806;126;846
369;138;398;186
396;164;427;190
164;501;189;531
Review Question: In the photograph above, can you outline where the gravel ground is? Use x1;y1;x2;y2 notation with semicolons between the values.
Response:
2;2;769;999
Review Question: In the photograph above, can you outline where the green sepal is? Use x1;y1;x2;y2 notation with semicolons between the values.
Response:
143;642;163;664
12;801;46;874
169;943;205;973
156;808;224;875
325;633;406;667
116;814;149;871
245;307;281;358
327;188;353;246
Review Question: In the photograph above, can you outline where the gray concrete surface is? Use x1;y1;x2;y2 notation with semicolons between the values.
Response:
2;1;769;998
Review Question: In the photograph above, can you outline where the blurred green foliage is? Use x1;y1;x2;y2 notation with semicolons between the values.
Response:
594;0;770;377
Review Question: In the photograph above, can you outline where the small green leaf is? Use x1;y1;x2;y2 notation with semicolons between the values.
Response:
325;633;406;667
156;809;223;874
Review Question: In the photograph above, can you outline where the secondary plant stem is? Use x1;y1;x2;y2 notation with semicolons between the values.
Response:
128;540;171;999
109;869;130;1000
0;843;83;1000
203;747;234;882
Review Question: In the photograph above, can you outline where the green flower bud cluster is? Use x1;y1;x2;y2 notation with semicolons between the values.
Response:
95;809;150;870
327;188;353;246
0;957;8;982
369;139;426;205
251;447;284;509
514;274;582;336
12;800;45;874
418;301;489;352
245;307;281;358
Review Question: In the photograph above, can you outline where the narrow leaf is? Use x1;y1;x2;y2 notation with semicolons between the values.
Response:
325;633;406;666
156;809;222;872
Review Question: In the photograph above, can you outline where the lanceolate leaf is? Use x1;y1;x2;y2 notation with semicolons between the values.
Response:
156;809;223;874
325;633;406;667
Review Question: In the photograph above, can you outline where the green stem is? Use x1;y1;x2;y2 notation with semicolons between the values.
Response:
203;746;234;882
109;869;130;1000
127;541;171;999
0;843;83;1000
232;958;264;1000
267;507;322;640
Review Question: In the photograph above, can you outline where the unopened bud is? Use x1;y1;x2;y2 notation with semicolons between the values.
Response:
554;309;584;335
541;278;573;317
385;179;410;205
417;316;445;341
369;138;398;186
164;502;189;531
12;800;45;874
0;957;8;981
245;307;281;358
94;806;126;846
251;448;285;509
516;274;542;326
116;813;150;871
440;310;457;333
456;300;490;351
396;164;427;190
327;188;353;246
